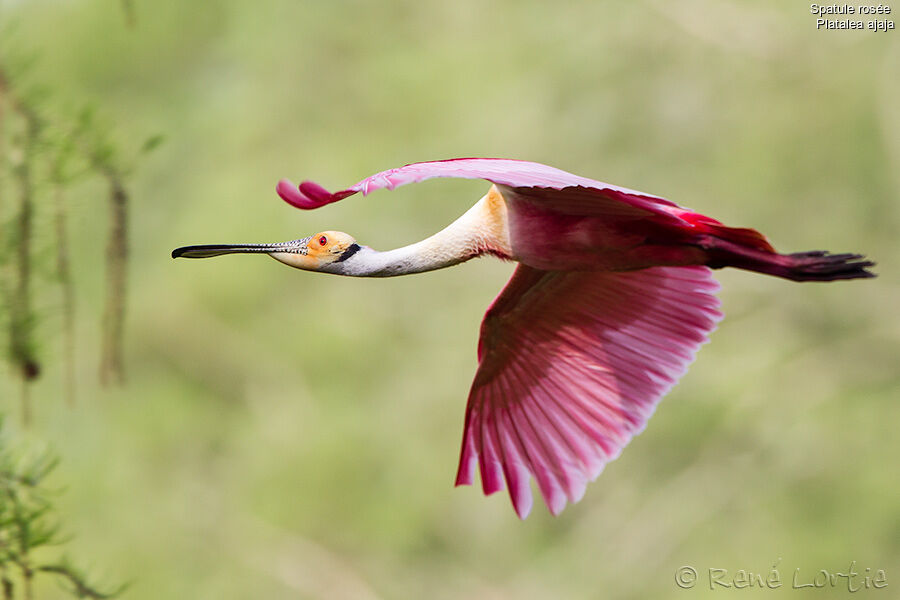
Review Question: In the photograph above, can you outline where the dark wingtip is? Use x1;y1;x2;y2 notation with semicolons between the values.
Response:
786;251;877;282
172;247;186;259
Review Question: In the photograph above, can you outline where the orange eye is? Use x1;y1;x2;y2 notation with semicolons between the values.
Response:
318;236;327;246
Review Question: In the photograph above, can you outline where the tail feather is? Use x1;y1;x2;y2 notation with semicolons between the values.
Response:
773;250;876;282
702;236;876;282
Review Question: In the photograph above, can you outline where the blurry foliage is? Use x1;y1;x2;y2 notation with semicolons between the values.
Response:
0;418;123;599
0;62;43;424
0;47;160;420
73;108;162;387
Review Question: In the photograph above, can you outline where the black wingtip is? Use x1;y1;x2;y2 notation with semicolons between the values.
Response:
784;251;877;282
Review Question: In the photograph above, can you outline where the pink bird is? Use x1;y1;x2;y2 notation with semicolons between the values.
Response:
173;158;875;518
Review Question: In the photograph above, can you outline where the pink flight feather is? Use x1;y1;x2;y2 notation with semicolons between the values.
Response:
456;264;721;517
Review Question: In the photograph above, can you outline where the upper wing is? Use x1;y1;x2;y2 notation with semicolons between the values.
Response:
275;158;689;225
455;264;722;518
276;157;777;251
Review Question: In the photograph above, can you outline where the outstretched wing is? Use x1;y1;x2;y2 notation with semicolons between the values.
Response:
276;158;690;226
455;264;722;518
277;157;777;252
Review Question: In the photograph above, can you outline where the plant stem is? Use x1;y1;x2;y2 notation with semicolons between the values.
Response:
38;565;123;599
21;568;31;600
99;174;128;386
10;102;40;425
54;183;76;405
120;0;136;28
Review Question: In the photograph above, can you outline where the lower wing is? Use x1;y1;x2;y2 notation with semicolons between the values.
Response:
455;264;723;518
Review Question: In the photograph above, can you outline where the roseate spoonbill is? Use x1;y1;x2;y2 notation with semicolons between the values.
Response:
173;158;875;518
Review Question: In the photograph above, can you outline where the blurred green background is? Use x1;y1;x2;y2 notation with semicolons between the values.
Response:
1;0;899;598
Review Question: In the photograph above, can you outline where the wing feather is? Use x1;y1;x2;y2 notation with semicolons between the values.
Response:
455;264;722;517
478;386;504;494
276;158;689;226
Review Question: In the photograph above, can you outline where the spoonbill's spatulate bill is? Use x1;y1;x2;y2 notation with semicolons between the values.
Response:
173;158;875;518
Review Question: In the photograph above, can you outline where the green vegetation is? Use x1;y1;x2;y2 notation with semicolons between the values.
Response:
0;420;123;599
0;1;898;598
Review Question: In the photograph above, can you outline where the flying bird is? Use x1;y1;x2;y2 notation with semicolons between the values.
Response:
173;158;875;518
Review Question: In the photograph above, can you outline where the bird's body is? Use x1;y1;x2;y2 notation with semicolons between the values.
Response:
174;158;874;518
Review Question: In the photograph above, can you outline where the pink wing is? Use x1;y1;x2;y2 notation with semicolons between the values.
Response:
276;157;776;252
276;158;690;226
455;264;722;518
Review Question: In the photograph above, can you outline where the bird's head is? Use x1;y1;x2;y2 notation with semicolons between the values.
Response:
172;230;362;272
